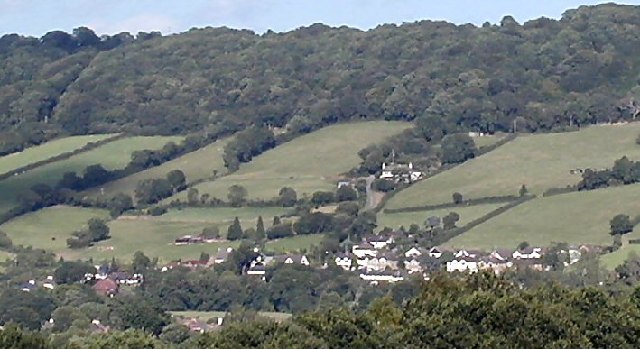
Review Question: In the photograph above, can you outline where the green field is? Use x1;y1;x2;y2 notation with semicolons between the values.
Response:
0;206;110;256
84;137;232;198
160;207;289;224
445;184;640;250
265;234;324;253
601;242;640;270
377;203;505;232
170;310;291;322
473;133;507;149
0;136;182;215
0;134;117;175
386;123;640;209
178;121;410;201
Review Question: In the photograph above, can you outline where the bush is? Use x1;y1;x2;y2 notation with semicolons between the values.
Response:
372;179;395;192
267;223;294;239
311;191;335;206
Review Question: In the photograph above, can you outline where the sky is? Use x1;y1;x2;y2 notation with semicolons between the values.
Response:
1;0;640;37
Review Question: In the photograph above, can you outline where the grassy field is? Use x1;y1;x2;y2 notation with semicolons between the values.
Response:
170;310;291;322
0;206;110;255
84;137;232;198
0;136;182;215
386;123;640;209
265;234;324;253
0;134;117;175
376;203;506;232
445;184;640;250
600;241;640;270
473;133;506;148
177;121;410;201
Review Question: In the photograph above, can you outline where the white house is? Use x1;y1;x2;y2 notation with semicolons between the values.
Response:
359;271;404;284
334;253;353;271
429;247;443;258
352;242;377;258
478;257;513;274
274;255;310;266
380;162;423;183
404;259;423;274
367;234;395;250
512;247;543;260
404;247;424;259
446;256;479;273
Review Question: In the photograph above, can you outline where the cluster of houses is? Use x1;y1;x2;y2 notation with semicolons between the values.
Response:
379;162;423;183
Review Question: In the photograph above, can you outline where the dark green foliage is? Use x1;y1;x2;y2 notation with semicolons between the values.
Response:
278;187;298;207
611;214;634;235
223;127;276;171
336;186;358;202
256;216;266;240
452;192;463;204
519;184;528;197
66;218;110;248
53;261;94;284
311;191;335;206
134;178;172;205
109;296;170;336
0;325;51;349
166;169;186;191
336;202;360;216
579;156;640;190
294;212;334;235
441;133;477;164
227;185;248;207
0;289;55;330
227;217;243;241
372;179;395;192
107;193;133;218
132;251;152;273
267;223;294;239
442;212;460;230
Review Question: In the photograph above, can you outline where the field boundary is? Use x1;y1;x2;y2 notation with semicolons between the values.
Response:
0;133;126;181
383;195;519;214
432;195;536;246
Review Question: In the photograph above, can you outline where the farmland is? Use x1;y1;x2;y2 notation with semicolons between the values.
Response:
265;234;324;253
444;184;640;250
83;137;232;198
376;203;506;232
0;206;110;256
178;121;410;201
385;123;640;209
0;136;182;215
0;134;117;175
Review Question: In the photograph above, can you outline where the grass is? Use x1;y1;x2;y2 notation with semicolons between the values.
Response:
376;203;506;232
265;234;324;253
0;206;110;256
0;134;117;175
386;123;640;209
0;136;182;215
473;133;506;148
160;207;289;224
179;121;410;201
445;184;640;250
600;242;640;270
170;310;292;322
84;137;232;198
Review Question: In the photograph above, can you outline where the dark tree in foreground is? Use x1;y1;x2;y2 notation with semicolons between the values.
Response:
611;214;633;235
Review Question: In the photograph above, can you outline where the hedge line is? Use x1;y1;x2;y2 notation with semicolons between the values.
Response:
383;195;520;214
430;195;537;246
0;133;126;181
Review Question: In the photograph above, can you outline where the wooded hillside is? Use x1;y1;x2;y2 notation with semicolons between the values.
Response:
4;4;640;152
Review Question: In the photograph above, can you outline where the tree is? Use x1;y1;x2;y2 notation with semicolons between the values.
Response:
441;133;477;164
202;226;220;239
452;192;463;204
256;216;266;241
519;184;528;197
311;191;335;206
58;171;83;190
425;216;441;230
54;261;95;284
227;185;248;207
132;251;152;273
82;164;112;187
134;178;173;205
273;216;282;225
227;217;243;241
199;252;210;263
166;169;187;191
336;186;358;202
442;212;460;230
278;187;298;207
187;187;200;205
610;214;633;235
107;193;133;217
87;218;110;242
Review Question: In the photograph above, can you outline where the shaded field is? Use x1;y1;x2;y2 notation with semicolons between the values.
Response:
265;234;324;253
386;123;640;209
376;203;505;232
84;137;232;198
0;206;110;256
445;184;640;250
0;136;182;215
0;134;116;175
473;133;506;149
170;311;291;322
178;121;410;201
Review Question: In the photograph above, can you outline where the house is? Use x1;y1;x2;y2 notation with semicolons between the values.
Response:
478;256;513;274
214;247;233;264
19;280;37;292
404;259;423;274
42;276;55;290
337;180;352;188
359;270;404;284
512;247;543;260
246;264;266;279
334;253;354;271
352;242;377;258
366;234;395;250
356;253;398;272
273;255;310;266
405;247;425;259
174;235;204;245
429;247;443;258
89;319;110;334
93;279;119;297
446;256;479;273
380;162;423;183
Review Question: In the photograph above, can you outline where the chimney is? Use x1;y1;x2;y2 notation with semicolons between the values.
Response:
382;162;386;170
409;162;413;169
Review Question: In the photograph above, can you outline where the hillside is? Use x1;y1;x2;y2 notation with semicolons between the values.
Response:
385;123;640;209
171;121;409;201
444;184;640;250
4;4;640;152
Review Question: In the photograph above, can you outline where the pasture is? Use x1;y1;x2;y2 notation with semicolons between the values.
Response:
84;137;232;198
0;136;182;215
445;184;640;250
376;203;506;232
0;206;110;256
0;134;117;175
180;121;410;201
265;234;324;253
386;123;640;209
